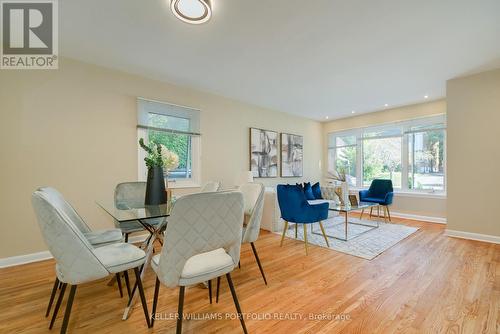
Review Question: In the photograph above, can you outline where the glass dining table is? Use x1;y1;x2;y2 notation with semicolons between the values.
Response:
96;199;172;320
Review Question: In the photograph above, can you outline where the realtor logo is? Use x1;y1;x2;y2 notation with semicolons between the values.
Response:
1;0;58;69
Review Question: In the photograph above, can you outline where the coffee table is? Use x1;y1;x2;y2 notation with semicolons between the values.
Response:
312;202;381;241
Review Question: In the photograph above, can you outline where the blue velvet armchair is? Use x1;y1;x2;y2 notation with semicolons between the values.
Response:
359;179;394;222
277;184;330;254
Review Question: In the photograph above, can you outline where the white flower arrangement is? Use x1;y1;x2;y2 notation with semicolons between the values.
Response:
160;144;179;172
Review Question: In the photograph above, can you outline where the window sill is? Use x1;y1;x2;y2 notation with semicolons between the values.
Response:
348;187;447;199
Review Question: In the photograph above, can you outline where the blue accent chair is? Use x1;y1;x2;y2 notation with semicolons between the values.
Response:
277;184;330;254
359;179;394;222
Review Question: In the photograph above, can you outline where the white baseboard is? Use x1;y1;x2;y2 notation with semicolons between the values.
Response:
445;229;500;244
0;250;53;269
389;211;447;224
0;234;151;269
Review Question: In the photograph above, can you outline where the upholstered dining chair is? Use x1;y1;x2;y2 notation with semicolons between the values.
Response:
214;183;266;303
277;184;330;255
200;181;221;192
32;188;151;334
149;191;248;334
359;179;394;222
114;182;164;242
39;188;126;319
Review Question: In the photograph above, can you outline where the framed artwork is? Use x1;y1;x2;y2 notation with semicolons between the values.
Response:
280;133;303;177
249;128;278;178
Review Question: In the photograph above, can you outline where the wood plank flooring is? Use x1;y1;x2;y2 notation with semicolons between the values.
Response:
0;217;499;334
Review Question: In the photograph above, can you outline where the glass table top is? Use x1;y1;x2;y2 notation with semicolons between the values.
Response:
96;199;171;222
328;201;379;212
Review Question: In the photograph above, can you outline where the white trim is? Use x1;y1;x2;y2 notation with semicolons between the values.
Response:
0;251;52;269
445;229;500;245
0;234;151;269
389;211;447;224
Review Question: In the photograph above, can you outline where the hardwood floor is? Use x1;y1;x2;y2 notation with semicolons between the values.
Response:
1;217;499;334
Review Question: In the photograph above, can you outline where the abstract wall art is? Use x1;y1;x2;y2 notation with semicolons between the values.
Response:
281;133;303;177
249;128;278;178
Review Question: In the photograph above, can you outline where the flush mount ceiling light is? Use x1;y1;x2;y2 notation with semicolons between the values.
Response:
170;0;212;24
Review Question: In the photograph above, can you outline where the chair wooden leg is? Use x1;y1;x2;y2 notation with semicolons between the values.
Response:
124;233;129;243
151;278;160;327
369;207;373;218
318;221;330;247
49;283;67;329
116;273;123;298
280;221;289;247
383;206;387;223
250;242;267;285
176;286;185;334
386;206;392;222
303;224;308;255
377;206;380;218
360;209;364;220
123;270;131;298
133;267;151;328
226;273;248;334
294;223;298;239
60;285;77;334
208;280;212;304
46;278;59;317
216;277;221;303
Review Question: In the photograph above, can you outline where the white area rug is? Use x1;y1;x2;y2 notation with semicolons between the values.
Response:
282;217;419;260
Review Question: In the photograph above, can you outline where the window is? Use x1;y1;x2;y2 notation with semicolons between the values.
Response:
137;98;201;188
328;115;446;193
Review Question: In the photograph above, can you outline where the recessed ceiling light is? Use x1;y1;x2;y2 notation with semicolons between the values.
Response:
424;95;429;99
384;104;389;107
170;0;212;24
351;110;356;114
325;116;329;120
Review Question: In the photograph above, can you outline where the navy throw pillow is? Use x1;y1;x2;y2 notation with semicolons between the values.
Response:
312;182;323;199
295;183;304;192
303;182;315;200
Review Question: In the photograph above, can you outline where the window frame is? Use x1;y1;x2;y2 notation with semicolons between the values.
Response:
328;115;446;194
137;98;201;189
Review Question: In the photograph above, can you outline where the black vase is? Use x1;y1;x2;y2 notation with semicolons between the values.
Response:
145;166;167;205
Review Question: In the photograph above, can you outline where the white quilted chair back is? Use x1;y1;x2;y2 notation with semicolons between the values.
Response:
200;181;221;193
240;183;265;244
32;188;108;284
157;191;244;288
115;182;147;209
39;187;91;234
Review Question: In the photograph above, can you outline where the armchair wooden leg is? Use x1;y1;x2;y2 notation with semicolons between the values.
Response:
151;278;160;327
176;286;185;334
49;283;67;329
280;221;289;247
60;285;77;334
133;267;151;328
250;242;267;285
46;278;59;317
216;276;221;303
303;224;309;255
386;206;392;222
294;223;298;239
360;209;364;220
226;273;248;334
369;207;373;218
318;221;330;247
383;206;387;223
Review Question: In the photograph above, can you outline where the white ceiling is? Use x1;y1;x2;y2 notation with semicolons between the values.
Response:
60;0;500;121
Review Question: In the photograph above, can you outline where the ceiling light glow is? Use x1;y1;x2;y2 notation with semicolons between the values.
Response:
170;0;212;24
384;104;389;107
424;95;429;99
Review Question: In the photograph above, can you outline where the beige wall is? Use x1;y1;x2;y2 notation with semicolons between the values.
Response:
0;58;322;258
322;100;447;219
447;69;500;237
